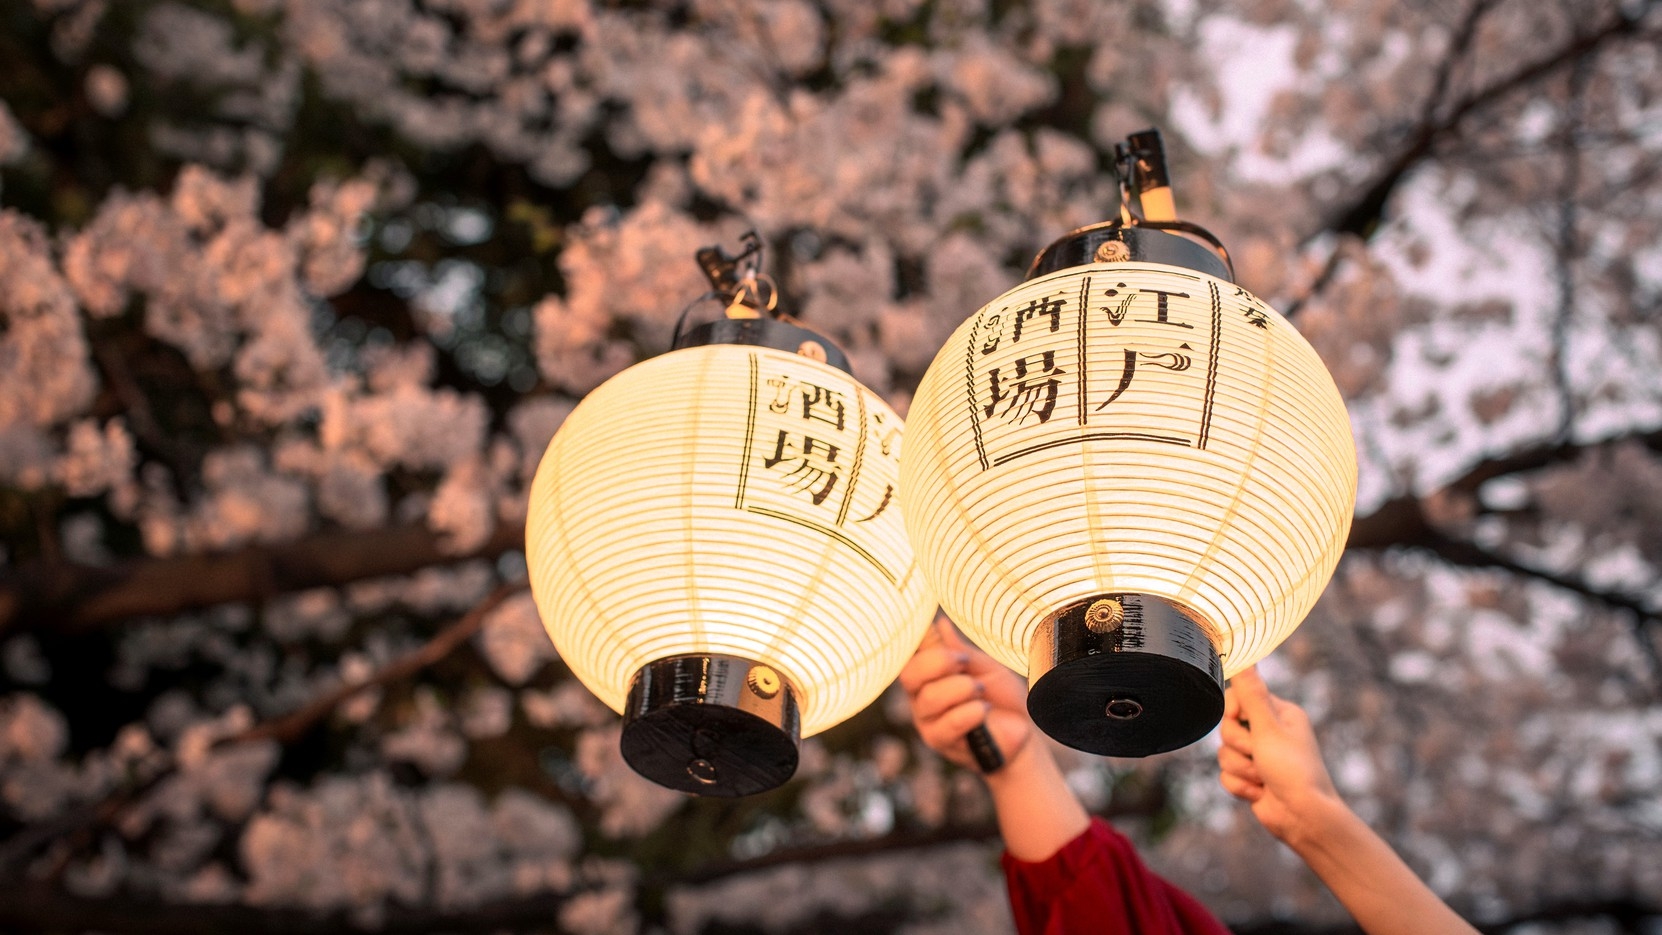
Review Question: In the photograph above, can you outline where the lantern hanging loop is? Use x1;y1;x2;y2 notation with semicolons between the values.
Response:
670;230;853;372
671;230;784;344
724;272;779;318
696;230;768;308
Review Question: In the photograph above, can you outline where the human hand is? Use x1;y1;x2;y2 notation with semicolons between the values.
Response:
902;616;1090;860
1217;666;1344;846
899;616;1034;773
1220;668;1481;935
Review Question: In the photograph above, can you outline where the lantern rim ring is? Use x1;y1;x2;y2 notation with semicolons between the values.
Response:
1024;220;1234;282
1026;593;1225;757
619;653;802;797
670;316;853;374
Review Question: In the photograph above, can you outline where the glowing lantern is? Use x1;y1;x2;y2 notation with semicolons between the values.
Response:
898;131;1357;756
526;235;936;795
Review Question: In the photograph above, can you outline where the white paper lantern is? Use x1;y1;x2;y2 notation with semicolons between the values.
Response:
527;329;935;795
899;224;1357;756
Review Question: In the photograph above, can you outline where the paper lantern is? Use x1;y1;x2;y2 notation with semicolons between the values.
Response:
526;296;935;796
899;215;1357;757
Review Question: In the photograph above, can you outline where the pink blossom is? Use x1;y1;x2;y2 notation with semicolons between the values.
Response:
475;591;557;685
0;212;97;430
55;418;137;497
0;100;27;164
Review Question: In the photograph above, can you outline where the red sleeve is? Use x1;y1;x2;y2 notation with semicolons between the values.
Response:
1003;817;1232;935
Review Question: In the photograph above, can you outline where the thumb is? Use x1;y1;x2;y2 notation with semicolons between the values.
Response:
1228;666;1278;727
931;614;972;651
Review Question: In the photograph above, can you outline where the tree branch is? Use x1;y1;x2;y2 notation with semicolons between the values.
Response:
237;582;521;746
1277;237;1348;322
672;778;1168;887
1342;423;1662;545
0;520;523;637
0;585;524;875
1417;529;1662;682
10;424;1662;637
1314;2;1658;241
0;879;588;935
1344;427;1662;681
0;868;1653;935
1548;53;1593;441
1436;426;1662;498
88;336;199;497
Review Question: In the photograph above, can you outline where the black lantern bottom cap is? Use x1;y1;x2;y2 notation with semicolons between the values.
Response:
1027;594;1225;758
619;654;801;797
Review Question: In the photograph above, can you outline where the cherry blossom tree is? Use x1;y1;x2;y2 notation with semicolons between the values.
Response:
1;0;1660;932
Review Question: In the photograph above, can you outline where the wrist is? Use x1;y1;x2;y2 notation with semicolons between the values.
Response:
982;738;1091;862
1277;789;1356;853
982;733;1052;797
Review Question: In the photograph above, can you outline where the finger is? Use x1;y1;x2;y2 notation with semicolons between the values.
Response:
1228;665;1278;728
978;708;1029;760
1218;713;1254;756
932;614;973;652
1271;695;1308;726
932;619;1001;676
968;659;1025;704
923;699;993;747
899;646;969;695
1222;685;1241;723
1218;770;1264;803
912;674;983;723
916;613;950;649
919;621;1020;701
960;641;1013;679
1217;746;1261;785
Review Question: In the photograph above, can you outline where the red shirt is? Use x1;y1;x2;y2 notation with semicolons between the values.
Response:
1003;818;1232;934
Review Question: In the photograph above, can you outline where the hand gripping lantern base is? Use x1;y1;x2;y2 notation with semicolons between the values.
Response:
898;130;1358;758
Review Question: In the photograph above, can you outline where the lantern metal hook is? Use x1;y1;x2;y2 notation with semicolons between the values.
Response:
1027;127;1234;281
695;229;762;290
673;230;782;347
1114;128;1176;225
695;230;774;313
669;229;853;372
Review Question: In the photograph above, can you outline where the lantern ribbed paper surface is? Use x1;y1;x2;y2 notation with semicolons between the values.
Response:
899;261;1356;710
526;344;935;742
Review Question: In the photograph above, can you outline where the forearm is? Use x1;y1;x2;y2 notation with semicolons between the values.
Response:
1284;797;1478;935
984;741;1090;862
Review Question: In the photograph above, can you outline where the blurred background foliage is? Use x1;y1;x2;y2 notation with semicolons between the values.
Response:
1;0;1661;932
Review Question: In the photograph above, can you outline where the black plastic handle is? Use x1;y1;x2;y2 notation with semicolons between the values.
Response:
966;723;1004;773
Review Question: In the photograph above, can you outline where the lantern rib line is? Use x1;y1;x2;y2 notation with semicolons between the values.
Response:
913;387;1049;667
1177;324;1277;647
744;506;897;585
836;390;870;526
757;507;857;726
1198;281;1222;450
543;429;624;710
735;352;760;509
964;309;990;471
1076;274;1090;426
685;354;712;643
991;432;1191;466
